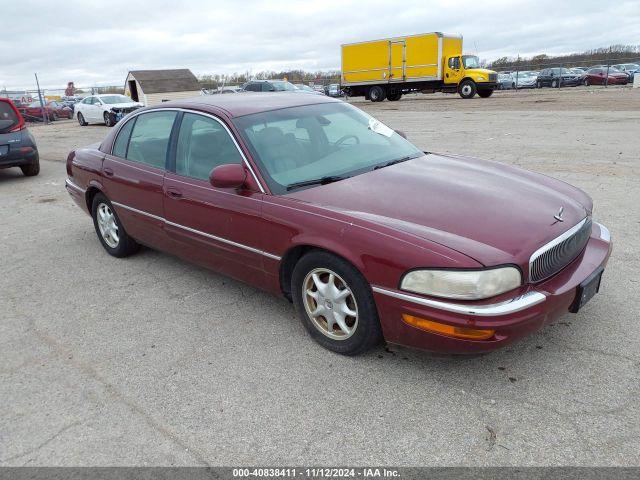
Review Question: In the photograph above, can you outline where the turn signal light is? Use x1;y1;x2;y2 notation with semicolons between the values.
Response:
402;314;495;340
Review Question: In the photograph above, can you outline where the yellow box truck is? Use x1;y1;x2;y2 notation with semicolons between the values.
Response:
341;32;498;101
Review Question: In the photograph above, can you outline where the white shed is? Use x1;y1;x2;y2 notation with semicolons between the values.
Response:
124;69;202;106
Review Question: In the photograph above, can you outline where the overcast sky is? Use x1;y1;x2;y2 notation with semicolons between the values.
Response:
2;0;639;90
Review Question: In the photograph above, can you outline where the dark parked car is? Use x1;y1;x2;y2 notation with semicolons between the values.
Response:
65;93;611;356
0;98;40;176
581;67;630;86
241;80;299;92
536;68;581;88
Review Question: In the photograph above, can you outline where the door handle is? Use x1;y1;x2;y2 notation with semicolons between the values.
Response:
166;188;183;199
104;167;114;177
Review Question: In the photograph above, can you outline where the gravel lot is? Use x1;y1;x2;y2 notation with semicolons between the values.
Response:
1;86;639;466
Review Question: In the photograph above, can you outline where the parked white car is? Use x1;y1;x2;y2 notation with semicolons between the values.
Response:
75;94;142;127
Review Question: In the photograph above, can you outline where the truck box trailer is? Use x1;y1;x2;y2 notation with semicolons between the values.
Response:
341;32;498;101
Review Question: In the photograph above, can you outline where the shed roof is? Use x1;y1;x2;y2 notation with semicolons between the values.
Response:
128;69;200;94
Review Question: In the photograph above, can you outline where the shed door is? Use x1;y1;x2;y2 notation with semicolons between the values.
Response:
389;41;406;82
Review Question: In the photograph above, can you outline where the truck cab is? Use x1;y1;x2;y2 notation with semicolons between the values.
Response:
444;55;498;98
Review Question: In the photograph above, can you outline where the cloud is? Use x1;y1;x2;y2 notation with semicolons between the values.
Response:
1;0;638;90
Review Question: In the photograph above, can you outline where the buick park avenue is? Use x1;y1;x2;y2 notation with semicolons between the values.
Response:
65;93;611;355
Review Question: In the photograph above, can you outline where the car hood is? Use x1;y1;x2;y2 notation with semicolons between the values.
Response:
104;102;142;109
286;154;592;266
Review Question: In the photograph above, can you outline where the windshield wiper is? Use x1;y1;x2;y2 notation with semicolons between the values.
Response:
373;153;422;170
286;175;348;191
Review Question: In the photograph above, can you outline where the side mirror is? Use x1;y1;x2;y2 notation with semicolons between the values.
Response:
395;129;407;139
209;163;247;189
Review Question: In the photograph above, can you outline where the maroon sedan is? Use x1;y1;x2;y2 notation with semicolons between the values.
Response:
582;67;629;86
65;93;611;355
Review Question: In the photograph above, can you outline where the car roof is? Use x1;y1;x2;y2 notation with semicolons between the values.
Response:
158;92;342;118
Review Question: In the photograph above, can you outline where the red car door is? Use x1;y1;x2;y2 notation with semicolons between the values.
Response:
162;111;268;286
101;110;178;250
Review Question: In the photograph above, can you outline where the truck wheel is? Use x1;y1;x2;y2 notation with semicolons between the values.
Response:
387;92;402;101
369;86;386;102
477;89;493;98
458;79;476;99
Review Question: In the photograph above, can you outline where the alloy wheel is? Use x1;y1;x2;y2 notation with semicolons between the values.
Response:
96;203;119;248
302;268;358;340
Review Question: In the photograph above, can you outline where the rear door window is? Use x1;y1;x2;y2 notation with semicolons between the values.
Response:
0;101;20;133
126;111;177;169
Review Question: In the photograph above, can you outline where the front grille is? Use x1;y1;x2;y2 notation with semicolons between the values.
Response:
529;217;592;282
489;73;498;82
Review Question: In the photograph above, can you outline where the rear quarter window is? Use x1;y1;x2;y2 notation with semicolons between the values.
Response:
0;101;19;133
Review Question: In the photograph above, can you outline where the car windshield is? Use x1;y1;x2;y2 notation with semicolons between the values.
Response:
271;81;298;92
462;55;480;69
233;102;424;194
99;95;133;104
0;101;20;133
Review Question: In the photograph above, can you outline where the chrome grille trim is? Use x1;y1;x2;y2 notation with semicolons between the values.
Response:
529;217;592;282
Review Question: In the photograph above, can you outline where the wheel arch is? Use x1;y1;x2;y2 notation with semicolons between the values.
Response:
278;243;366;301
85;182;106;212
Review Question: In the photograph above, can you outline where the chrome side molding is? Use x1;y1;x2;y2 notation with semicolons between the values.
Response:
371;286;546;316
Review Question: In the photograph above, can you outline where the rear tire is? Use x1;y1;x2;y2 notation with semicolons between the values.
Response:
292;251;383;355
387;91;402;101
551;79;558;88
584;78;590;86
536;81;542;88
458;79;477;99
91;193;139;258
369;86;386;102
20;155;40;177
477;89;494;98
78;112;88;126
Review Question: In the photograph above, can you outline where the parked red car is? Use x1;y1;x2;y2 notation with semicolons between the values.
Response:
581;67;630;86
65;93;611;355
47;101;73;119
19;100;56;121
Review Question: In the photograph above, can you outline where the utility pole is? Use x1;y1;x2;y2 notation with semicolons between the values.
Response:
605;46;612;88
34;73;47;124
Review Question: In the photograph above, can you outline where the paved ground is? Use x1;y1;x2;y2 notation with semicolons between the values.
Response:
1;86;639;466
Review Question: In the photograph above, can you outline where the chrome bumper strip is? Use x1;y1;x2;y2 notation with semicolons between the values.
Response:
65;178;86;193
111;201;281;261
371;287;546;316
595;222;611;243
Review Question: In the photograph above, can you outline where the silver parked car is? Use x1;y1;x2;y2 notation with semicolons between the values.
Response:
514;71;538;89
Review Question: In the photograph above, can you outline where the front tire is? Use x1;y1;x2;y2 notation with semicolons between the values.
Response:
458;79;477;99
292;251;383;355
584;78;590;86
551;79;558;88
477;89;494;98
369;86;386;102
91;193;139;257
77;112;88;126
104;112;114;127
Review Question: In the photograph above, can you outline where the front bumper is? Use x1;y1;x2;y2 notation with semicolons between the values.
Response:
373;222;612;354
477;82;497;90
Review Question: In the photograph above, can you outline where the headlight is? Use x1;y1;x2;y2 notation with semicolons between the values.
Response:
400;267;522;300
